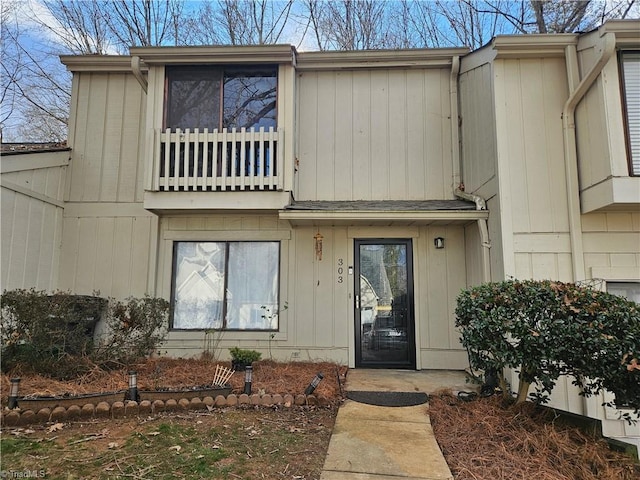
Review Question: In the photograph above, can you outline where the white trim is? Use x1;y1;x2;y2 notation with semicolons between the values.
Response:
591;267;640;282
163;230;291;241
1;151;70;173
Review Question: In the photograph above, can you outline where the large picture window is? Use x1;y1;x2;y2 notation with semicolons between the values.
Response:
165;65;277;131
172;241;280;330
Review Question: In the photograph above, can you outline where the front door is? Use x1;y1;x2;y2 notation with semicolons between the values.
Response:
355;239;415;368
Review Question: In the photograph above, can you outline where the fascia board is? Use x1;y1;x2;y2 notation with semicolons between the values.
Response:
296;48;469;71
598;19;640;45
59;55;141;72
129;44;296;65
279;210;488;223
492;34;577;59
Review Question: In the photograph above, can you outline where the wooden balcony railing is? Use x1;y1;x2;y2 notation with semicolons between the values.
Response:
150;127;283;192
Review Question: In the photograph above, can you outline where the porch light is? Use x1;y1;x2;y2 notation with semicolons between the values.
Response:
128;371;139;402
434;237;445;249
314;231;324;261
244;366;253;395
304;373;324;395
8;378;20;409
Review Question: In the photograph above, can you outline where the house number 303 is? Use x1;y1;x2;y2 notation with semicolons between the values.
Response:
337;258;344;283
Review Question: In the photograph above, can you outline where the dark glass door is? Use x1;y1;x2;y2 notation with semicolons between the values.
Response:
355;239;415;368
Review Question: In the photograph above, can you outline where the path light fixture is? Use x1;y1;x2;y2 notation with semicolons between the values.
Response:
128;371;139;402
244;365;253;395
8;378;20;409
434;237;445;249
304;373;324;395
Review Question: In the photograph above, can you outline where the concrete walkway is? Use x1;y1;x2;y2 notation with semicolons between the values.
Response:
320;369;477;480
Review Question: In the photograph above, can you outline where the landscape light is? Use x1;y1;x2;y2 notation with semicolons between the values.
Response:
244;365;253;395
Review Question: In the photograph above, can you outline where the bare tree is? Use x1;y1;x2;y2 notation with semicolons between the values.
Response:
105;0;188;48
188;0;294;46
3;0;638;142
39;0;112;54
1;1;69;142
303;0;391;50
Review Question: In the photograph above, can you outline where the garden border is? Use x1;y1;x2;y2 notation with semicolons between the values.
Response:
1;392;327;426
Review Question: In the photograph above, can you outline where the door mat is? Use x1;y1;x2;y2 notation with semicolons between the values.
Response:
346;391;428;407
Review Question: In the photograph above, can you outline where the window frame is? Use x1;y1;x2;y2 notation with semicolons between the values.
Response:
163;64;278;132
170;240;281;332
618;50;640;177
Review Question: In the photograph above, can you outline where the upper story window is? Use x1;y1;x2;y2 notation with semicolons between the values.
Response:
620;51;639;176
165;65;277;131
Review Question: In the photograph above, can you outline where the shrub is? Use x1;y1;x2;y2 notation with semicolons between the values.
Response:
455;280;640;417
1;289;106;378
94;295;170;368
1;289;170;377
229;347;262;366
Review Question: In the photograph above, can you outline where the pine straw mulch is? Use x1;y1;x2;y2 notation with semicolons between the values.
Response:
428;391;640;480
1;358;346;405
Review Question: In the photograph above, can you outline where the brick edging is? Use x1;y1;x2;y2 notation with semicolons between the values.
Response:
1;393;327;426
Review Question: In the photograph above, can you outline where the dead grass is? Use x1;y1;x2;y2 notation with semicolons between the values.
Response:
428;391;640;480
3;361;638;480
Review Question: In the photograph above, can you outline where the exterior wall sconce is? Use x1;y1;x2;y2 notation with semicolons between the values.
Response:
434;237;445;249
244;365;253;395
314;231;324;261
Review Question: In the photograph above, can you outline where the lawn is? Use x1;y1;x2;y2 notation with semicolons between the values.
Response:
2;359;639;479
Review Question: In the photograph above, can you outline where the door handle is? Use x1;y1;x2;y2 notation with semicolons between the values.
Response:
355;295;360;309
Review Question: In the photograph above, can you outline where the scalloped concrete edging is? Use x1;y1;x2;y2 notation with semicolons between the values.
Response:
1;393;326;426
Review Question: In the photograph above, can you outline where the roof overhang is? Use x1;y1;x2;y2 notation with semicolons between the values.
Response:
279;210;488;226
279;200;487;226
296;48;469;71
129;44;296;65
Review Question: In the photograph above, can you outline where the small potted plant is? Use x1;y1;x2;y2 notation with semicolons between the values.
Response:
229;347;261;371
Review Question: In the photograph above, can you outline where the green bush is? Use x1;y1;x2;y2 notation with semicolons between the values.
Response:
1;289;107;378
229;347;262;365
1;289;170;378
455;280;640;417
93;295;170;368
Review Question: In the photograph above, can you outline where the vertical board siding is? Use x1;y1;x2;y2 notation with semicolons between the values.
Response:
58;214;154;297
459;63;497;193
494;57;572;281
417;226;467;351
68;72;145;203
1;165;66;291
154;215;467;366
297;68;453;201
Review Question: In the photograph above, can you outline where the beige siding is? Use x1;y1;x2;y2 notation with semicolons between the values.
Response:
154;214;468;367
576;36;630;191
459;62;497;195
296;68;453;201
583;211;640;273
57;205;157;298
1;158;67;291
67;72;146;203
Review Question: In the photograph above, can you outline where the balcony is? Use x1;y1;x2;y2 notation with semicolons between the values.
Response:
144;126;291;212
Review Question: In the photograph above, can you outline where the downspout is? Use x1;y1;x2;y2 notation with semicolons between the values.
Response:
562;32;615;283
131;56;148;93
563;32;615;420
451;55;492;283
